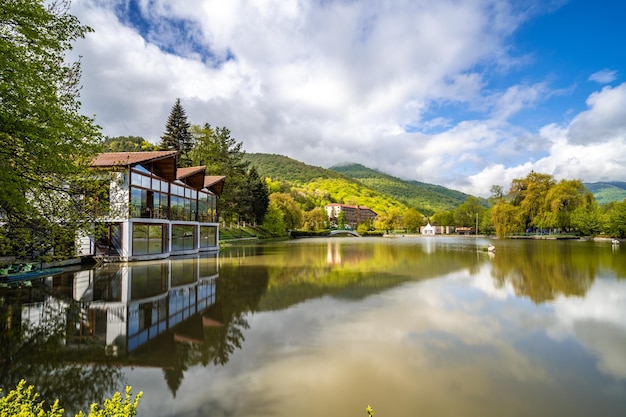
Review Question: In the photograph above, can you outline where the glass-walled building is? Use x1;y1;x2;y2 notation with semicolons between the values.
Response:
80;151;225;261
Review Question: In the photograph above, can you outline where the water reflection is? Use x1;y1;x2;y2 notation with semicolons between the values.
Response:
2;238;625;416
0;252;271;405
489;239;625;303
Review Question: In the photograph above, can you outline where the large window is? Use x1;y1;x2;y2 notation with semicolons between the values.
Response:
130;170;169;219
132;224;164;255
170;182;197;221
171;225;196;251
96;223;123;256
199;226;217;248
198;191;217;222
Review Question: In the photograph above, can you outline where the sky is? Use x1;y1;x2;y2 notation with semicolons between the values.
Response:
68;0;626;197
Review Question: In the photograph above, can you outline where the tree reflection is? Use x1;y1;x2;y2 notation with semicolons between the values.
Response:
158;263;268;397
489;241;607;303
0;286;123;415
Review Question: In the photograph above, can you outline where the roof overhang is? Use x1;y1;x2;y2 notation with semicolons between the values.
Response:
204;176;226;197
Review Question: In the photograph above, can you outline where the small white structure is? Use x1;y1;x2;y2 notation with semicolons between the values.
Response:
422;222;435;235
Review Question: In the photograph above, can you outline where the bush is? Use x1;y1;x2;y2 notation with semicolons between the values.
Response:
0;380;142;417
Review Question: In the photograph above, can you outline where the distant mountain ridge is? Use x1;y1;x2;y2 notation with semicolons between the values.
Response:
583;181;626;205
329;163;476;215
243;153;472;215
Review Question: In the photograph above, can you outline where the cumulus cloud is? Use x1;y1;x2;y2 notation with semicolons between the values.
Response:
68;0;625;197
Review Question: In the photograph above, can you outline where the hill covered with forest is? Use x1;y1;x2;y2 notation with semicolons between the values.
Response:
329;163;476;215
243;153;473;215
583;181;626;205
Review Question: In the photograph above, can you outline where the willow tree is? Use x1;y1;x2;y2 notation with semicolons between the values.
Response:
508;172;555;231
0;0;101;259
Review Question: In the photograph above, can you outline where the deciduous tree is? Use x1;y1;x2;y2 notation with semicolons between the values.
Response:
402;208;424;233
0;0;101;258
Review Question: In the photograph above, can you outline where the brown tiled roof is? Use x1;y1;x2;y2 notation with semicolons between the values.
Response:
177;166;206;189
91;151;178;181
91;151;178;167
204;176;226;197
176;166;206;179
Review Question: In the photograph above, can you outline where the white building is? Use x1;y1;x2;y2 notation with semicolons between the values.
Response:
78;151;225;262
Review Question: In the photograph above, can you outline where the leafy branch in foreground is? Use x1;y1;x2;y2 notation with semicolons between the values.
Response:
0;380;142;417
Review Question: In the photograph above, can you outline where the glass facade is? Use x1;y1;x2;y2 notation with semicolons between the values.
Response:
132;224;164;256
171;225;196;252
119;162;221;257
129;168;218;224
199;226;217;248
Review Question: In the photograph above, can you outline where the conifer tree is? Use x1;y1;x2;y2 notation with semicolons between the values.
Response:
159;98;193;167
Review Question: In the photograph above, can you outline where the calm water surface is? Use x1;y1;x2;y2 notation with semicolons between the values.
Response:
1;237;625;417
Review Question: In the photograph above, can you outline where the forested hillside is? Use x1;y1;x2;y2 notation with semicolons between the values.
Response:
243;153;345;183
584;182;626;205
243;153;410;215
330;163;476;215
243;153;470;216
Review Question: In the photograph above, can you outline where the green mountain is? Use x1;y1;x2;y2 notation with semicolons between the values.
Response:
244;153;471;215
243;153;345;183
329;163;476;215
584;181;626;205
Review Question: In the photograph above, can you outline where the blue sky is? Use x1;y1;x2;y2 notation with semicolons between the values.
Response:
70;0;626;197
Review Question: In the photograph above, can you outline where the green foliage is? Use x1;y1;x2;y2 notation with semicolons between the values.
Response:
302;207;328;231
490;172;618;237
159;98;193;167
262;202;287;235
243;154;476;230
190;123;268;223
75;386;142;417
330;163;476;215
0;0;102;259
584;181;626;205
454;196;485;227
0;381;141;417
605;200;626;238
0;380;63;417
270;193;303;230
101;136;156;152
243;153;346;183
242;166;270;225
402;208;424;233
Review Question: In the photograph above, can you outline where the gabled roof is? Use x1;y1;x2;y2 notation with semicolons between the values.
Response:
176;166;207;189
204;176;226;197
92;151;178;181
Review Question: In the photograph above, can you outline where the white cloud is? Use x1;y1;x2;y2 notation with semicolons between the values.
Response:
589;69;618;84
567;83;626;145
68;0;625;197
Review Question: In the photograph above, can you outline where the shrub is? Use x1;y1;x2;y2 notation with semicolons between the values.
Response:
0;380;142;417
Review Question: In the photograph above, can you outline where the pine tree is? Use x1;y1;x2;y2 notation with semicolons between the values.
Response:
243;166;270;224
159;98;193;167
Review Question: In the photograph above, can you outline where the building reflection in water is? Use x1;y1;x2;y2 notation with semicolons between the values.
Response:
25;253;219;355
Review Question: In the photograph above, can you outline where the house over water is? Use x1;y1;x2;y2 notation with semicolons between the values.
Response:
78;151;225;261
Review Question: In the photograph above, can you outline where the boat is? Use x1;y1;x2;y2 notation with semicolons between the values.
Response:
612;239;620;245
487;244;496;252
0;263;63;285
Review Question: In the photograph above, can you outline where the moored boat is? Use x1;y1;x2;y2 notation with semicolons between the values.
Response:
0;263;63;284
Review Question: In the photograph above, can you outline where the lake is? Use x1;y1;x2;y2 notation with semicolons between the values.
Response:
1;236;625;417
